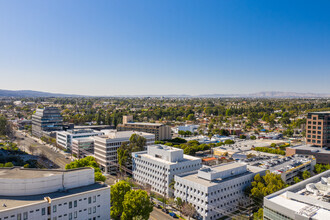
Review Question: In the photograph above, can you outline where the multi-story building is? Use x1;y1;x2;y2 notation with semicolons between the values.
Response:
175;124;200;134
306;111;330;148
72;137;95;159
117;116;171;140
132;145;202;196
174;163;265;220
263;170;330;220
286;144;330;164
245;154;316;184
93;131;155;174
56;129;104;150
0;167;111;220
32;107;63;138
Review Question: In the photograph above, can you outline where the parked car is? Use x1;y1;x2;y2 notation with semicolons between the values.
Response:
162;209;169;214
169;212;178;218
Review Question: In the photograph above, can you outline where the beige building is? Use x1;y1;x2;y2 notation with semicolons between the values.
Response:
93;130;155;174
117;116;172;140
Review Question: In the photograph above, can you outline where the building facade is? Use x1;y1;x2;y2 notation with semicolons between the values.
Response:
132;145;202;196
117;116;171;140
0;167;111;220
32;107;63;138
72;138;95;159
286;144;330;164
174;163;265;220
306;111;330;148
93;131;155;174
56;129;104;150
263;170;330;220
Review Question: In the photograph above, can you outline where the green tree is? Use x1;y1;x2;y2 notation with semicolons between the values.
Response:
294;176;301;183
302;170;311;180
253;208;263;220
4;162;14;167
110;180;132;220
121;189;153;220
248;172;287;207
250;135;256;140
65;156;106;182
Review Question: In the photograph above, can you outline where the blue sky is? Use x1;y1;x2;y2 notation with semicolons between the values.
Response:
0;0;329;95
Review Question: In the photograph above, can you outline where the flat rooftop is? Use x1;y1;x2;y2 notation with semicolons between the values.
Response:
245;155;314;173
290;144;330;154
0;183;109;211
177;164;264;187
265;170;330;219
124;122;163;126
139;153;200;165
308;111;330;114
96;131;154;140
0;167;93;179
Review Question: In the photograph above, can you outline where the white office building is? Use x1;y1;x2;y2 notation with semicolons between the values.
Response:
56;129;104;150
174;163;265;220
264;170;330;220
0;167;111;220
93;131;155;174
132;145;202;196
175;124;200;134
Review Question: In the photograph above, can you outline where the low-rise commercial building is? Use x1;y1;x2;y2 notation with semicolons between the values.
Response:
0;167;111;220
263;170;330;220
93;131;155;174
132;145;202;196
117;116;171;140
286;144;330;164
174;163;265;220
244;155;316;184
175;124;200;134
72;137;95;158
56;129;104;150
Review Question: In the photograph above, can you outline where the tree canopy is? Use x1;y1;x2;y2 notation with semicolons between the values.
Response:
111;181;153;220
65;156;106;182
121;189;153;220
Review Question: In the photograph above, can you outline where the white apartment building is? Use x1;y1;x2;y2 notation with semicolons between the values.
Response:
93;131;155;174
56;129;104;150
0;167;111;220
174;163;265;220
132;145;202;196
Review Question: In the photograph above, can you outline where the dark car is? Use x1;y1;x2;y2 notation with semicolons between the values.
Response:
162;209;169;214
169;212;178;218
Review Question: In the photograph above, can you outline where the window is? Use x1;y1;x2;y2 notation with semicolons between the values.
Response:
69;201;73;209
93;196;96;203
88;208;92;214
93;206;96;213
88;197;92;204
42;208;46;216
53;205;57;213
23;212;28;220
17;214;21;220
74;211;77;219
69;213;72;220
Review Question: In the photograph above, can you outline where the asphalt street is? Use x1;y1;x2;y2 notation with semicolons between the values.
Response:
13;130;71;169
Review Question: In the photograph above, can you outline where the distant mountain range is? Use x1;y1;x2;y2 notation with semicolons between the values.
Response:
0;90;82;98
0;89;329;98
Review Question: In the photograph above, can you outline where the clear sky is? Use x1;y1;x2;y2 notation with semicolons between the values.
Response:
0;0;329;96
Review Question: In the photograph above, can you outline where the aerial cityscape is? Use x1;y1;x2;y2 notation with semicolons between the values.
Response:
0;1;329;220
